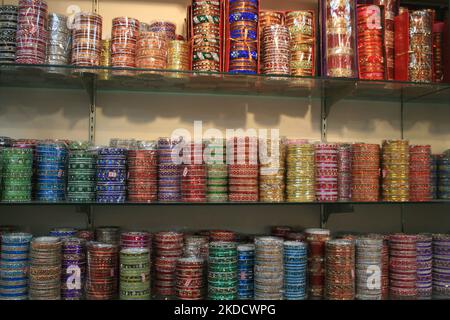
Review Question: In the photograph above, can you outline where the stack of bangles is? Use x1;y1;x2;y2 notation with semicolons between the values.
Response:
192;0;221;72
357;5;385;80
228;0;258;74
324;0;356;78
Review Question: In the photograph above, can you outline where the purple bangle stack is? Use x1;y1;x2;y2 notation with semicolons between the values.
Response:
61;237;86;300
432;234;450;299
416;234;432;299
96;148;127;203
157;137;183;202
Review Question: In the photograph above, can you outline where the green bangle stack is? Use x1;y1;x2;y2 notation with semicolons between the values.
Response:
67;141;97;203
206;140;228;202
208;241;237;300
119;248;151;300
1;147;33;202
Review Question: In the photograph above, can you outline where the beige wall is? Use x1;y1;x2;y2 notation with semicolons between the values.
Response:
1;0;449;236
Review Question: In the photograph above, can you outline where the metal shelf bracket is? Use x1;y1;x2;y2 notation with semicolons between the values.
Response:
75;205;94;228
320;203;354;228
81;73;97;144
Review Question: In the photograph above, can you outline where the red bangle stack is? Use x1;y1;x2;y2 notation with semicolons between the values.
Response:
325;239;355;300
136;31;168;70
228;137;258;202
71;12;103;67
325;0;356;78
357;5;385;80
181;143;207;202
351;143;380;202
315;143;338;202
389;234;418;299
111;17;140;71
175;257;205;300
127;147;158;203
209;230;237;242
374;0;397;80
16;0;48;64
409;145;432;202
153;231;184;299
305;228;331;299
120;231;151;249
261;25;290;75
86;242;118;300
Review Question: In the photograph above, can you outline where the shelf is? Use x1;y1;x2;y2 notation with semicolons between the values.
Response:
0;201;448;206
1;64;450;104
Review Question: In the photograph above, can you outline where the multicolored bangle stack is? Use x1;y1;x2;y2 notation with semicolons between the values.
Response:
408;9;434;83
324;0;356;78
16;0;48;64
357;5;385;80
0;232;33;300
192;0;221;72
29;236;62;300
254;236;283;300
228;0;258;74
71;12;103;67
0;5;18;64
286;11;315;77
